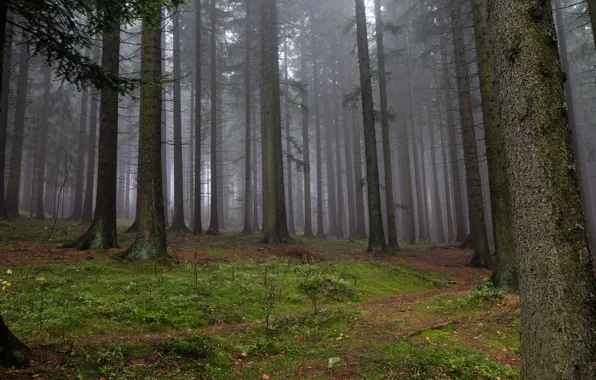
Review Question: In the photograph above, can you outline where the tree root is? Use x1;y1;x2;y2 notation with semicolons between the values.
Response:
0;315;32;368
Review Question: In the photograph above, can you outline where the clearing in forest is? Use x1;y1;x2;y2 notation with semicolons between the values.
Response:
0;221;519;379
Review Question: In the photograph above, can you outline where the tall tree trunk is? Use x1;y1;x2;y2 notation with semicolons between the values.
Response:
206;0;219;235
587;0;596;49
323;80;338;236
5;36;29;219
0;16;11;220
340;66;357;238
283;32;295;235
170;7;188;232
242;0;253;235
374;0;397;248
439;102;454;241
403;28;418;244
35;65;52;220
488;0;596;377
260;0;290;244
71;65;89;221
82;43;101;224
449;0;491;268
331;48;345;238
194;0;203;234
161;10;169;226
427;105;445;242
299;10;313;237
440;40;465;242
127;103;142;233
352;109;367;238
123;5;168;260
355;0;387;253
251;97;260;231
312;27;325;238
64;28;120;250
471;0;515;286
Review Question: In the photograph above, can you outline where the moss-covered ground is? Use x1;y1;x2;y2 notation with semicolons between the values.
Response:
0;220;519;379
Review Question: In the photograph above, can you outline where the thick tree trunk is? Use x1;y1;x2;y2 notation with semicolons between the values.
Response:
170;7;188;232
122;5;168;260
5;36;29;220
450;0;492;268
587;0;596;50
488;0;596;377
127;101;143;234
299;11;313;237
355;0;387;253
64;28;120;250
260;0;290;244
206;0;219;235
471;0;515;286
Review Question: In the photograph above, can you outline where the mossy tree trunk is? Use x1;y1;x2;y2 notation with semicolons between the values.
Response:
260;0;291;244
449;0;492;268
471;0;515;286
374;0;398;249
123;5;167;260
64;28;120;250
355;0;387;253
5;35;29;220
488;0;596;377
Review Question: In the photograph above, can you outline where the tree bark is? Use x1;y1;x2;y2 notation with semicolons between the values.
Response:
449;0;492;268
194;0;203;234
352;109;367;239
82;42;101;224
64;28;120;250
0;16;12;220
374;0;397;248
260;0;290;244
311;26;325;239
323;78;338;237
206;0;219;235
122;5;168;260
471;0;515;285
488;0;596;377
283;32;295;235
5;36;29;219
242;0;253;235
70;58;89;221
331;47;345;239
427;104;445;243
299;10;313;237
170;7;188;232
355;0;387;253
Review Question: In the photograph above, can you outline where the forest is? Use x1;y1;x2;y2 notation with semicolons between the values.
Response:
0;0;594;378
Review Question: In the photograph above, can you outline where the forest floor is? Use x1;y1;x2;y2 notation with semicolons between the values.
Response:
0;220;519;379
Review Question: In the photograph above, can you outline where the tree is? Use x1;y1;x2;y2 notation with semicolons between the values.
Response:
299;6;313;237
170;6;189;232
260;0;290;244
194;0;203;234
374;0;397;249
64;26;121;250
488;0;596;377
206;0;219;235
311;17;325;239
242;0;253;235
449;0;491;268
470;0;514;286
0;17;12;220
5;34;30;220
354;0;386;253
122;4;167;260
